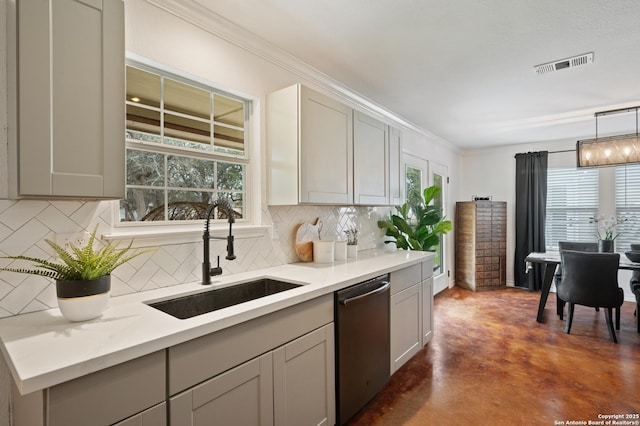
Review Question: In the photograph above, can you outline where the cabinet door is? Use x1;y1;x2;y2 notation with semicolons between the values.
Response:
389;126;403;205
390;283;422;374
114;403;167;426
422;277;434;346
17;0;124;198
170;353;274;426
299;86;353;204
273;324;335;426
353;111;389;205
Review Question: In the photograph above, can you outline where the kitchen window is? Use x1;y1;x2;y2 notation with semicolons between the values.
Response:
120;62;249;224
545;167;599;250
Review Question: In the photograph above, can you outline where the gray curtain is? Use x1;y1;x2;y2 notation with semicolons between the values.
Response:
514;151;548;290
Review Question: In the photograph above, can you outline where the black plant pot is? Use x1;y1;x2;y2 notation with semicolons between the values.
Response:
598;240;614;253
56;275;111;322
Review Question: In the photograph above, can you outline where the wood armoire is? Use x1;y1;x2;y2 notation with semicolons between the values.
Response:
455;201;507;291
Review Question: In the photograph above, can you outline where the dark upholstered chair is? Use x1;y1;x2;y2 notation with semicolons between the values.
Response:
629;243;640;333
558;250;624;343
555;241;599;319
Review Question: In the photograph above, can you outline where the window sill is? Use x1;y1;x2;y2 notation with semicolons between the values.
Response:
103;224;270;248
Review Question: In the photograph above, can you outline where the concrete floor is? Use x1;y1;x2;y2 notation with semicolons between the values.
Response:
348;286;640;425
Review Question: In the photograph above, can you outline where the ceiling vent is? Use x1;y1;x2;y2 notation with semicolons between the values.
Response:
534;52;594;75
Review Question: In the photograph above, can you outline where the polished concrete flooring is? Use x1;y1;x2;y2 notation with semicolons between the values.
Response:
348;286;640;425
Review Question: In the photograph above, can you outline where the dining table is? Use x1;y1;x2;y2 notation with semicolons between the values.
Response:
525;251;640;322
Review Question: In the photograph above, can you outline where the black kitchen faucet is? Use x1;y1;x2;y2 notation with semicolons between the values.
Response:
202;198;236;285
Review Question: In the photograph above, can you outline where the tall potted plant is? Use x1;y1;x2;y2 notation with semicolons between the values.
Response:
377;186;453;251
1;227;148;321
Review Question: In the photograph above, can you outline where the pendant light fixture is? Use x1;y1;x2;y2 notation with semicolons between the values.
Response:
577;106;640;167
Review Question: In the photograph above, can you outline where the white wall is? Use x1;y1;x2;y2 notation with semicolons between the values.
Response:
460;138;636;302
0;1;461;422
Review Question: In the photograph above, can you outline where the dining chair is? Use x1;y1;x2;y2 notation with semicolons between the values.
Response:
630;243;640;333
558;250;624;343
555;241;598;319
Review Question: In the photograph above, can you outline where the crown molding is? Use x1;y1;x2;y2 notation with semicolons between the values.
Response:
144;0;454;149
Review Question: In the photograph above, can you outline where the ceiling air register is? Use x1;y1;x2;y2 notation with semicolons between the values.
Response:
577;107;640;168
534;52;594;75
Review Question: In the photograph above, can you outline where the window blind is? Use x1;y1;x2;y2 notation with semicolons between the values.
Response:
615;164;640;252
545;168;599;251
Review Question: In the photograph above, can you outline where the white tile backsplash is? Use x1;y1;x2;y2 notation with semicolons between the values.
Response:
0;200;392;317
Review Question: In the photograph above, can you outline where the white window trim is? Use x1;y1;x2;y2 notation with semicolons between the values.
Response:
102;222;270;249
108;53;264;245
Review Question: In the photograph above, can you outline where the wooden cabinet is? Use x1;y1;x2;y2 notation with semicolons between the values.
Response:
353;110;389;205
267;84;353;205
9;0;125;199
455;201;507;291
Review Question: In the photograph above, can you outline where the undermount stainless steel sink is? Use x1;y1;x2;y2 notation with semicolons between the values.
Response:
147;278;303;319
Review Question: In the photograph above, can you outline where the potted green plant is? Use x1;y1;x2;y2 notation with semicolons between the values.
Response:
0;226;148;321
377;186;453;251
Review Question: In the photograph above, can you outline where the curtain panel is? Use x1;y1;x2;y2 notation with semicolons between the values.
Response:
514;151;548;290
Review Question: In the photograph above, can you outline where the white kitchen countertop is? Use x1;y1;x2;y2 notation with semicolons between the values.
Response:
0;249;433;395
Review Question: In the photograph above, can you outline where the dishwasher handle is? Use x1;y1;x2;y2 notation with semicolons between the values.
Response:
339;281;390;306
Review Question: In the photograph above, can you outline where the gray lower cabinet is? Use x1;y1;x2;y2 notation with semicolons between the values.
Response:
12;350;166;426
273;324;335;426
390;281;422;374
390;259;435;374
422;277;434;345
170;323;335;426
114;403;167;426
170;353;274;426
422;258;434;346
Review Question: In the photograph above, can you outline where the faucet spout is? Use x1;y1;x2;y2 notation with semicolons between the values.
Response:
202;198;236;285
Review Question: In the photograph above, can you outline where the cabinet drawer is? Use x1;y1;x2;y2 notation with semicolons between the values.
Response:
48;350;166;426
390;263;422;294
422;258;434;280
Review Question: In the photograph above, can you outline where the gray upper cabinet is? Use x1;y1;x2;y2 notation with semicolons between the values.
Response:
267;83;402;206
9;0;125;199
388;126;403;205
353;111;389;205
267;84;353;205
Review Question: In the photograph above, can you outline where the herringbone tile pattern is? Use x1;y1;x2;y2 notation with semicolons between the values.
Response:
0;200;392;317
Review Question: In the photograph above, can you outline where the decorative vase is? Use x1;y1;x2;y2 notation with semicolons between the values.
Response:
56;275;111;322
598;240;614;253
347;244;358;258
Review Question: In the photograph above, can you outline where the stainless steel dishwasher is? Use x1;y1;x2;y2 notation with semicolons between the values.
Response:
335;274;390;425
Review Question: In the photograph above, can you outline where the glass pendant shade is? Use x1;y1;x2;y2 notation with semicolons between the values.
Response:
577;106;640;168
577;133;640;167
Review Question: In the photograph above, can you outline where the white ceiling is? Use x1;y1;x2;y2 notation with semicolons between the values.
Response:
192;0;640;150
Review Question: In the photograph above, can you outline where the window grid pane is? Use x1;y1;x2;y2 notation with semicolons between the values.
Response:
545;168;599;251
122;62;248;224
615;164;640;252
